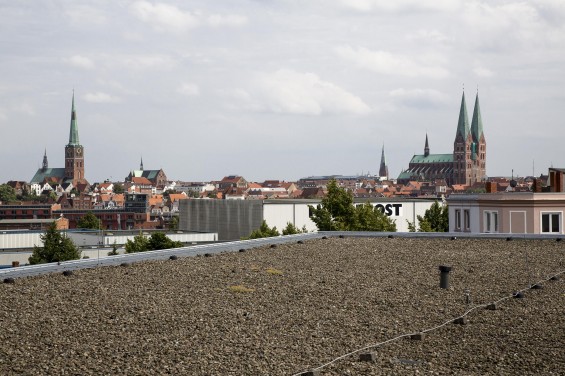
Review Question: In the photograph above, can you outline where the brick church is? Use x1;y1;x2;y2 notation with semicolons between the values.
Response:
31;93;89;189
397;91;486;186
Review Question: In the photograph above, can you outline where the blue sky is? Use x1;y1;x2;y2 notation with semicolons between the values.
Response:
1;0;564;183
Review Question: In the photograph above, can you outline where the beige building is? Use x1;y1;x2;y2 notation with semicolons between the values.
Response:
448;192;565;234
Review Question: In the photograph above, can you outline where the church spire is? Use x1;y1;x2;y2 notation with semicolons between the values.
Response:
424;133;430;157
470;92;483;142
140;156;144;171
379;144;389;178
455;91;470;139
68;91;80;146
42;149;48;171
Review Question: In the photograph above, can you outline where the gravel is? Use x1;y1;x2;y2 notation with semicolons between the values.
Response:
0;237;563;375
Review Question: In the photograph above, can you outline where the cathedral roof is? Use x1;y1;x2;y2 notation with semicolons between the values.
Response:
409;153;454;164
30;168;66;184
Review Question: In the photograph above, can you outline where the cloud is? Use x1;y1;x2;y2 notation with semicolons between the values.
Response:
207;14;247;27
130;1;247;32
65;5;108;26
177;83;200;96
336;46;449;78
67;55;95;70
338;0;460;13
130;1;199;32
84;92;121;103
114;54;176;70
405;29;452;44
389;88;448;108
254;69;371;115
473;66;494;78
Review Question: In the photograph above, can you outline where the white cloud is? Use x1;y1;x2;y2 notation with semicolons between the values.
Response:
207;14;247;27
254;69;371;115
130;1;247;32
130;1;199;32
406;29;452;44
67;55;95;70
84;92;121;103
177;83;200;96
338;0;460;12
65;5;107;26
389;88;448;108
473;66;494;78
336;46;449;79
11;102;35;116
114;54;176;70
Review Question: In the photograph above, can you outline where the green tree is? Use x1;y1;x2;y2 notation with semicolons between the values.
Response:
125;232;182;253
125;232;150;253
408;201;449;232
148;232;183;250
244;220;280;239
309;179;396;232
353;202;397;232
29;222;81;264
107;241;119;256
282;222;308;235
168;215;179;231
113;183;124;194
309;179;356;230
77;212;102;230
0;184;17;203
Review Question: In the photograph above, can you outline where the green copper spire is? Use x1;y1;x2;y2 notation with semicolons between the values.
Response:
68;92;80;146
470;93;483;142
455;91;470;139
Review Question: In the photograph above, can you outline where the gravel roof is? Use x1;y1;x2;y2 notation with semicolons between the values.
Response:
1;237;564;375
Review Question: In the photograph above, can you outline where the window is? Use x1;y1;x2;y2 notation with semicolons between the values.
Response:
484;211;498;233
541;213;561;233
464;210;470;231
455;209;461;231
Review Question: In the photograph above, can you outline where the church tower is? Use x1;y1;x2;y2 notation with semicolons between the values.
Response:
470;93;486;184
424;134;430;157
42;149;48;171
452;92;473;185
64;93;86;185
452;91;486;185
378;144;389;179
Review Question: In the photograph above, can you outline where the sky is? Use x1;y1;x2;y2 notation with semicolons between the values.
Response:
1;0;564;184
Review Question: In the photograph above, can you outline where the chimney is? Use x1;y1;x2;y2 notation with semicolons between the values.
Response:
485;181;497;193
550;169;564;192
532;178;542;193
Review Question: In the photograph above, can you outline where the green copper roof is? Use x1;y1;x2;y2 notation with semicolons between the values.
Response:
31;168;66;184
410;153;454;164
455;92;470;139
470;93;483;142
68;93;80;146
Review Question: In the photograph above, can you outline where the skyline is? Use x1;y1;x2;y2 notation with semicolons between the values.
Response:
1;1;564;184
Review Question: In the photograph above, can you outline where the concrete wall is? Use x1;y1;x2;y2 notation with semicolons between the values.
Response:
179;200;263;241
263;202;318;232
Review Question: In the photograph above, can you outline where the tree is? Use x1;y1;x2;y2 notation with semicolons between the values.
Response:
309;179;396;232
408;201;448;232
244;220;280;239
77;212;102;230
0;184;17;203
107;241;119;256
125;232;150;253
168;215;179;231
353;202;397;232
113;183;124;194
309;179;356;230
282;222;308;235
29;222;81;264
148;232;183;250
125;231;182;253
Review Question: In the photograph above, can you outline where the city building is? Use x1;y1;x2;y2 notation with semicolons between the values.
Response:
398;91;487;186
125;158;168;188
448;168;565;234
